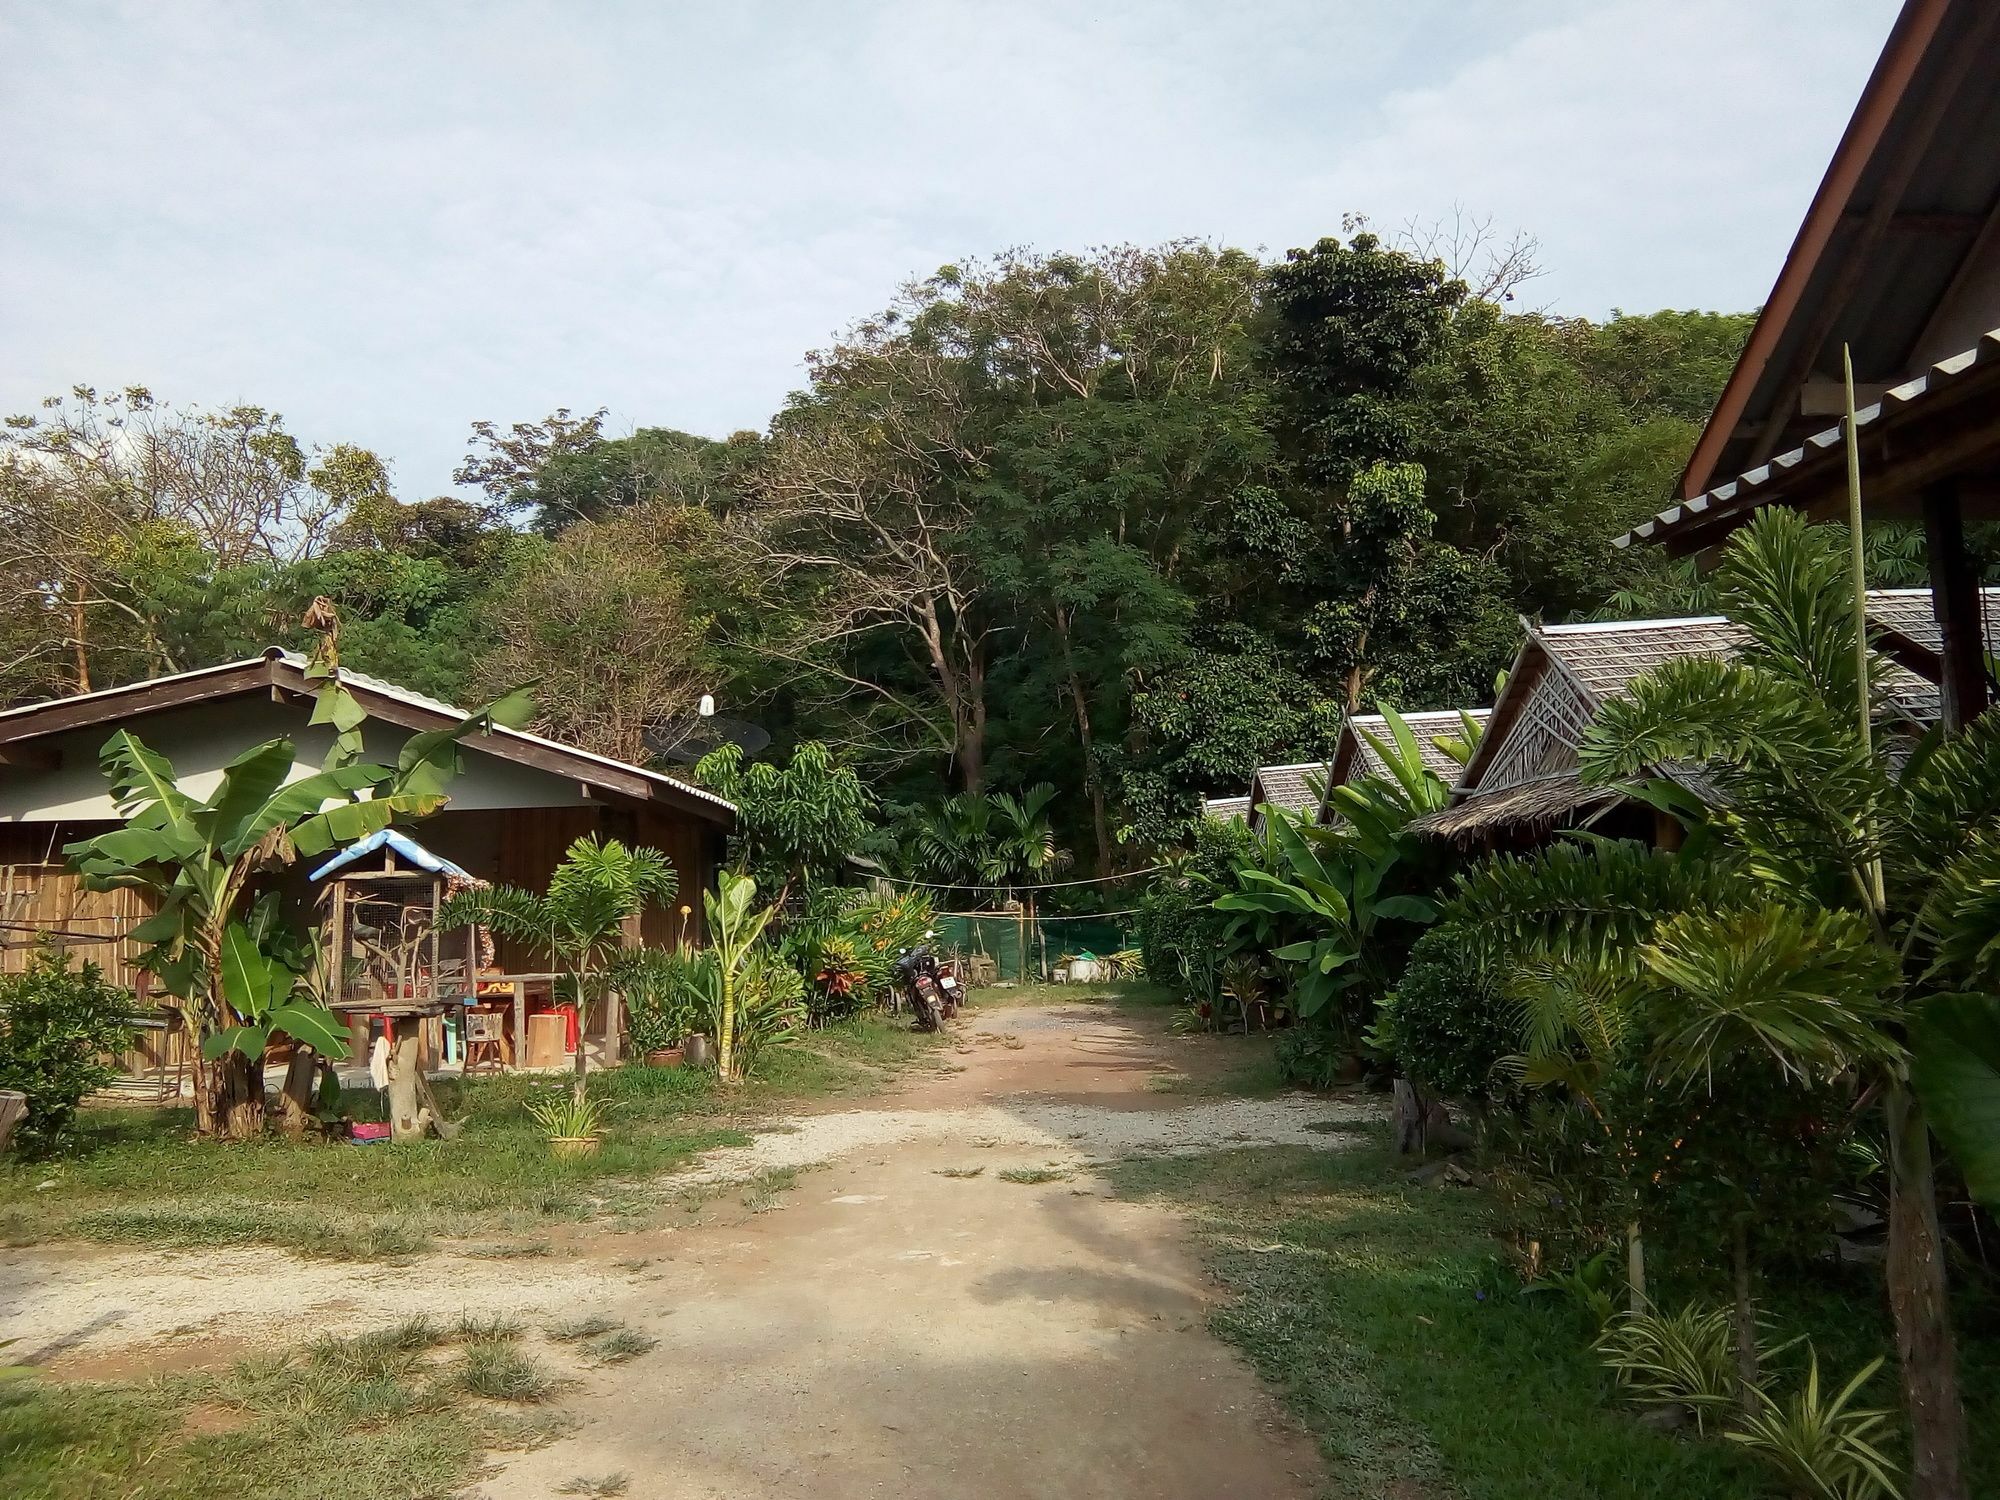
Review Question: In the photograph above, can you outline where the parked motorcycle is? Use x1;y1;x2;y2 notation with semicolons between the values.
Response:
893;940;951;1032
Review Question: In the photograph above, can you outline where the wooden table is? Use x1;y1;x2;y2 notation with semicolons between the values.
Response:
471;974;560;1069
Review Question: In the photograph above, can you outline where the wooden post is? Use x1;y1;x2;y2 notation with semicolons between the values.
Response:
1922;481;1991;733
511;979;527;1071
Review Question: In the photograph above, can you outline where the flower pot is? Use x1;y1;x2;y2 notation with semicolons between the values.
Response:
549;1135;601;1159
645;1046;686;1069
683;1033;713;1069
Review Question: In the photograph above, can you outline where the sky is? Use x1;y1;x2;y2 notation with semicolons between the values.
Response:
2;0;1904;499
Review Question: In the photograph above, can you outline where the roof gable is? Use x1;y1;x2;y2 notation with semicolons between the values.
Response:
1684;0;2000;497
0;650;734;827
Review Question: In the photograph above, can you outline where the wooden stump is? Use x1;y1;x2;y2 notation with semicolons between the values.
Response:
0;1090;27;1153
384;1024;433;1142
1391;1078;1426;1156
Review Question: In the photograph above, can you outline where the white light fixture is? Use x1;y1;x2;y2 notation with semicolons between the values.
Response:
697;693;716;718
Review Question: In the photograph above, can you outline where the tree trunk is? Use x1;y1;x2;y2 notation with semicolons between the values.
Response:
1391;1078;1425;1155
1886;1082;1967;1500
209;1049;264;1141
1626;1220;1648;1315
960;640;988;793
276;1047;320;1138
1732;1218;1759;1419
1052;607;1113;875
192;1053;217;1137
384;1023;432;1142
70;576;91;693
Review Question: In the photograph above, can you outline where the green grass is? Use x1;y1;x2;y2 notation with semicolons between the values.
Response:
0;1320;565;1500
998;1166;1070;1185
0;1011;942;1260
1110;1140;1774;1499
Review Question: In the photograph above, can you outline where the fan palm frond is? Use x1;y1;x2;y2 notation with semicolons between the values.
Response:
1638;905;1902;1087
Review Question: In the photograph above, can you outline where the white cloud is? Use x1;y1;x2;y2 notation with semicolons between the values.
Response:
0;0;1899;495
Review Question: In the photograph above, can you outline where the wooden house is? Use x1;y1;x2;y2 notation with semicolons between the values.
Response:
0;649;735;1072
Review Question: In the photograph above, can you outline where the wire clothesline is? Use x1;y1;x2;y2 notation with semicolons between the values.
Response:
876;864;1167;894
938;906;1145;921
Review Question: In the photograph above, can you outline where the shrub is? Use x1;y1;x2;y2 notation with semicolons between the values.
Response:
1274;1023;1346;1090
1726;1353;1902;1500
610;947;713;1052
1377;923;1514;1102
1137;880;1220;990
726;950;807;1077
0;947;136;1153
840;890;934;1000
1593;1302;1741;1435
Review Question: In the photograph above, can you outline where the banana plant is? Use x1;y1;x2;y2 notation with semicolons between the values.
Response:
707;869;776;1083
1214;808;1435;1038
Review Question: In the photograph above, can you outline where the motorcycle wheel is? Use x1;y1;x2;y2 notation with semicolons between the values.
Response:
911;992;940;1032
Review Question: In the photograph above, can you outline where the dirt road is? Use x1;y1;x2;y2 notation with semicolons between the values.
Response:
478;1000;1362;1499
6;1000;1369;1497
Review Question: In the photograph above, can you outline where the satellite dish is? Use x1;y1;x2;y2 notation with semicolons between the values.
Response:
644;712;771;766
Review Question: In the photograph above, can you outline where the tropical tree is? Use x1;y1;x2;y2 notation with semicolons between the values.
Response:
695;740;874;905
1214;802;1438;1050
439;835;678;1100
1457;507;2000;1499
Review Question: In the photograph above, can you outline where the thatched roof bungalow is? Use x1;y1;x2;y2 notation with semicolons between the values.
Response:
1413;598;1967;845
1201;795;1251;823
1325;710;1488;800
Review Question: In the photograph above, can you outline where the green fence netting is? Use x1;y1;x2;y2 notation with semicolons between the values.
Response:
934;912;1135;982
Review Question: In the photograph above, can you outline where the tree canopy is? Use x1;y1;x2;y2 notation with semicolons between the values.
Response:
1;228;1771;861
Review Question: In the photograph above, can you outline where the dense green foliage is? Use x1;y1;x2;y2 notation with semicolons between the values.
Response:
1376;924;1513;1103
0;947;136;1152
0;233;1756;864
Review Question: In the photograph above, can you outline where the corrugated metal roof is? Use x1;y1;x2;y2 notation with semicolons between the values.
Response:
1685;2;2000;495
267;651;735;814
0;649;735;817
1621;326;2000;552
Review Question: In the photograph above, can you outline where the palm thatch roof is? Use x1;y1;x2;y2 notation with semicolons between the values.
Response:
1201;795;1250;822
1247;761;1331;826
1332;708;1490;786
1413;595;1961;844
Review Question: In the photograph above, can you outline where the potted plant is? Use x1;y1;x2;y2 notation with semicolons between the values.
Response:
525;1086;606;1158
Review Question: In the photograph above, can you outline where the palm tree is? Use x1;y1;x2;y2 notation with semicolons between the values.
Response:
1456;508;2000;1499
440;836;677;1098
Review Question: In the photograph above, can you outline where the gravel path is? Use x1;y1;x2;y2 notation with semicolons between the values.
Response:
674;1093;1373;1187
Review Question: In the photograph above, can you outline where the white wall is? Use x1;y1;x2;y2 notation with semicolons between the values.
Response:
0;696;588;823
